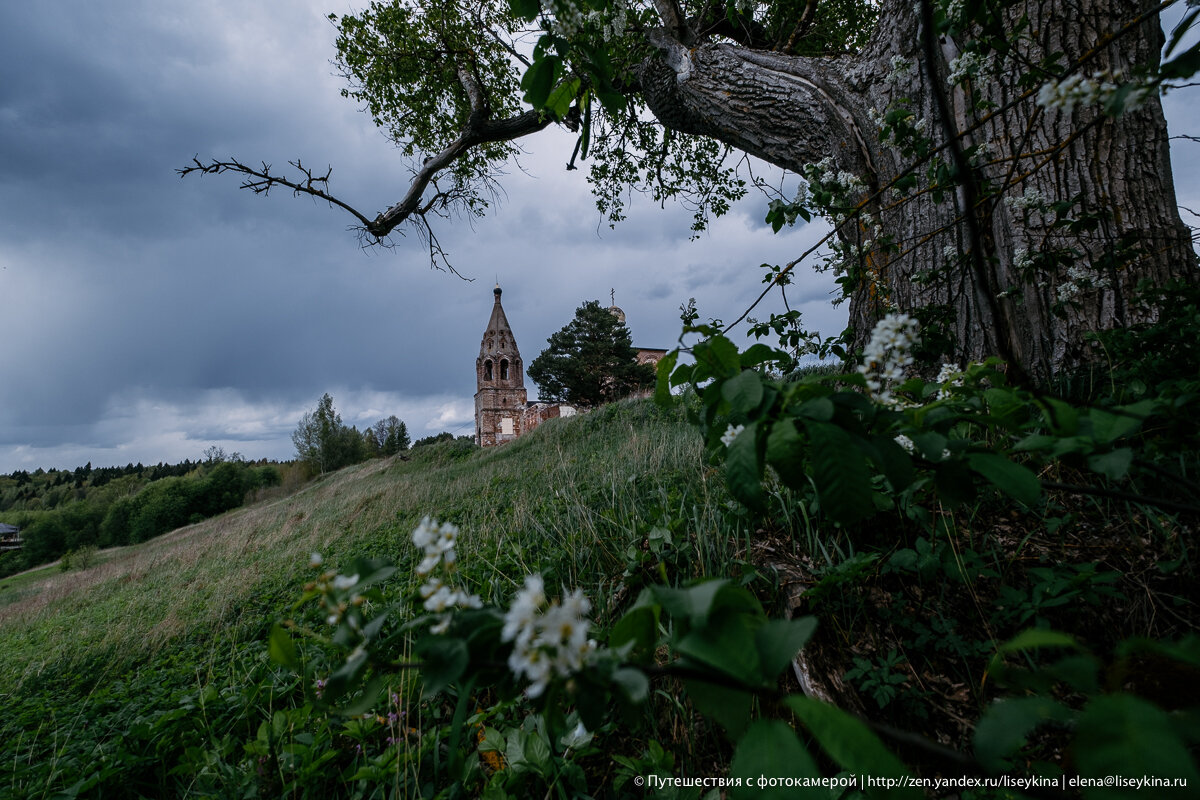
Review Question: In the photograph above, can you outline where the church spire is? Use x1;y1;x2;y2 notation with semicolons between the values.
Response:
474;283;527;445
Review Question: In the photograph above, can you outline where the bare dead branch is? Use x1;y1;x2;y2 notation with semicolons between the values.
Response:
178;156;377;231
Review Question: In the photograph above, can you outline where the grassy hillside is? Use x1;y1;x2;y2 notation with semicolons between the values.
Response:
0;399;758;797
3;388;1196;798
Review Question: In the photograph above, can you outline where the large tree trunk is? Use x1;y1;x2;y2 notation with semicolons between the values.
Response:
639;0;1196;384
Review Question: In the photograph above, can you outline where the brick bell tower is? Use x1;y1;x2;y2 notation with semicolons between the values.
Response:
474;283;528;446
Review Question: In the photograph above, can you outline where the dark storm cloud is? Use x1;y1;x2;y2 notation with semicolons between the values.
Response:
0;0;834;473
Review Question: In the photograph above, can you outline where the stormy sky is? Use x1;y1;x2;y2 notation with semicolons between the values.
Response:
1;1;1197;473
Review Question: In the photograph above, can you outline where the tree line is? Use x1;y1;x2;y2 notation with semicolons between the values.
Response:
1;460;202;514
0;455;283;579
292;394;413;474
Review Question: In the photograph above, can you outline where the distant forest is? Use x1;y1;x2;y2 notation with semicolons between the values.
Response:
0;455;299;579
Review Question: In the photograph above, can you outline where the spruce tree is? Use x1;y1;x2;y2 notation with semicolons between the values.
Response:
528;301;655;408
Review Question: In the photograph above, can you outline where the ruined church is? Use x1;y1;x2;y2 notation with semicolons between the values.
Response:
474;284;665;447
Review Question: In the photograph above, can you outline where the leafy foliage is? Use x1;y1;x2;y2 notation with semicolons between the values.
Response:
527;300;654;407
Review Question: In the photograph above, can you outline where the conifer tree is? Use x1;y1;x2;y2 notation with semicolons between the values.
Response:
528;301;655;407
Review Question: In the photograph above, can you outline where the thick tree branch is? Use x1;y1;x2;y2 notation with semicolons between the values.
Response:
369;109;553;238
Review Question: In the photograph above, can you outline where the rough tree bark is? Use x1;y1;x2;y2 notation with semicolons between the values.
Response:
638;0;1196;383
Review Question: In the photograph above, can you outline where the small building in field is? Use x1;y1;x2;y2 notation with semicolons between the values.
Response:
0;523;22;551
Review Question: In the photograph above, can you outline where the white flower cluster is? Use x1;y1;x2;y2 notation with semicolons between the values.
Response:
1005;188;1050;214
894;433;916;453
502;575;596;698
1036;71;1153;115
547;0;586;37
807;157;866;199
935;362;965;399
885;56;914;86
412;517;482;634
720;423;745;447
942;0;966;24
868;106;929;148
858;313;921;405
586;0;627;41
1012;248;1035;273
309;555;367;627
970;139;996;166
947;51;994;86
1056;264;1110;303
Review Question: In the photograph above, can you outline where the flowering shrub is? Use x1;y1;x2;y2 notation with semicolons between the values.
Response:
501;575;596;698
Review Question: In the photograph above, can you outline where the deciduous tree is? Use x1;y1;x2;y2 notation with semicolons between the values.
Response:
293;393;364;473
183;0;1199;384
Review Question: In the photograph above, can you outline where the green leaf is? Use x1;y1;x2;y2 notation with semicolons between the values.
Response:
722;369;764;415
741;343;785;367
868;434;915;491
974;696;1071;772
803;420;875;525
725;421;763;508
755;617;817;680
910;431;949;461
675;609;762;684
697;335;742;378
1086;406;1147;444
653;580;730;630
1087;448;1133;481
786;696;921;800
997;629;1082;654
1042;397;1079;434
610;605;656;659
967;452;1041;507
611;667;649;705
1074;695;1200;796
507;0;540;21
686;679;754;739
268;623;298;671
797;396;834;421
654;350;679;406
416;637;469;695
729;720;819;799
765;419;808;490
544;76;580;120
520;56;559;109
1013;433;1058;452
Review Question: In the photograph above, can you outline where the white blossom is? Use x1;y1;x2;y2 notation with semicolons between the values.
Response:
1005;188;1050;213
411;517;481;633
547;0;586;37
936;363;964;399
943;0;966;23
1036;70;1153;115
332;574;359;591
1056;263;1109;303
947;52;994;86
502;576;596;698
885;56;914;86
1012;248;1035;272
720;423;745;447
858;313;921;405
894;434;916;453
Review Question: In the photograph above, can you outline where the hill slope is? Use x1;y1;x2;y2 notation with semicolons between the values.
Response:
0;400;748;797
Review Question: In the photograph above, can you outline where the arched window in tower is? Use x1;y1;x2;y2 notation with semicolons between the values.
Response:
484;360;493;381
500;359;510;380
